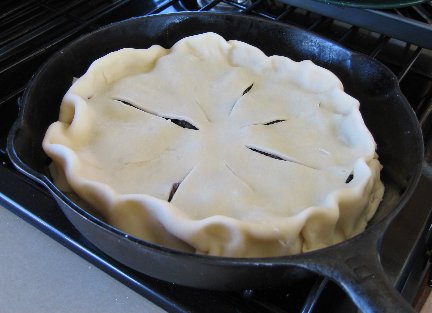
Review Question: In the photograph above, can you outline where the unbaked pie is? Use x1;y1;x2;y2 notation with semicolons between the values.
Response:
43;32;384;257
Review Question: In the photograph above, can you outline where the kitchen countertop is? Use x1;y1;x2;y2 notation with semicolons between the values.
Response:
0;205;166;313
422;293;432;313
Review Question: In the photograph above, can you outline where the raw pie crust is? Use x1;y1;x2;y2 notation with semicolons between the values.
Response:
43;32;384;257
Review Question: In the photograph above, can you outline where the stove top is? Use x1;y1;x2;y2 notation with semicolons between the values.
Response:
1;1;432;312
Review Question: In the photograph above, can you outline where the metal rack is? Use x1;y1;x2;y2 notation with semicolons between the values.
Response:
1;1;432;312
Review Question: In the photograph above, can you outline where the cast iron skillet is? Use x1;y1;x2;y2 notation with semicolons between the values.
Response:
7;13;424;313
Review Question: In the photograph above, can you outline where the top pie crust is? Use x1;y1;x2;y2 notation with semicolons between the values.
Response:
43;32;384;257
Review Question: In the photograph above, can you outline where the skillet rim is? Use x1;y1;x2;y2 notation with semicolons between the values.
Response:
6;11;425;265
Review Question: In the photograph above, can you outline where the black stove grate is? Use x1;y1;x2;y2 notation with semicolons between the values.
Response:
1;1;432;312
0;0;135;155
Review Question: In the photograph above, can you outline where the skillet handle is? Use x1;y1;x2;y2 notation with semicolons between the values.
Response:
303;228;415;313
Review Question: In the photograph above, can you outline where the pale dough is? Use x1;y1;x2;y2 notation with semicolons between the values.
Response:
43;32;384;257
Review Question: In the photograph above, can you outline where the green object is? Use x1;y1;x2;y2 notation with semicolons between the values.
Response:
313;0;429;8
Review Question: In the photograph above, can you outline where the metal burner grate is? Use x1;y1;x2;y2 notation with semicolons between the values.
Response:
0;0;135;157
1;1;432;313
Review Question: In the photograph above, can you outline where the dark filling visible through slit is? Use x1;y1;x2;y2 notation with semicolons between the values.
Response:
168;182;180;202
264;119;285;125
169;119;198;130
114;98;198;130
345;173;354;183
167;168;195;202
229;83;255;116
242;83;254;95
247;147;285;161
246;146;319;170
